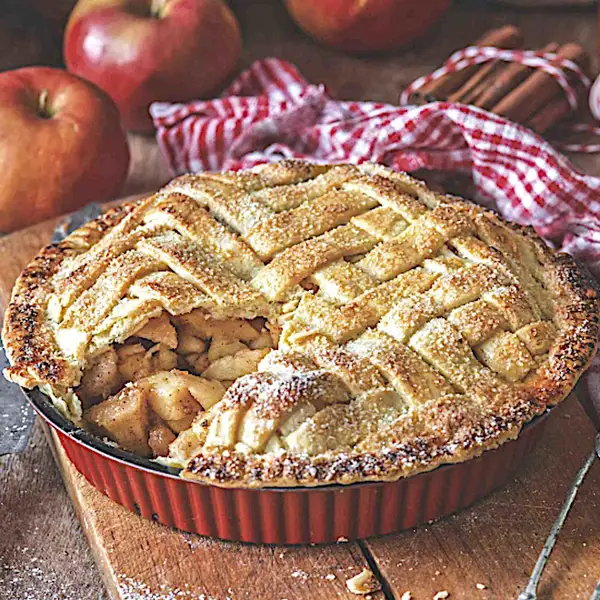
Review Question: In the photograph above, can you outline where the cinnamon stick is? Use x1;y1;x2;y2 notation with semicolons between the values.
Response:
413;25;524;103
474;42;559;110
527;94;572;133
448;60;503;104
448;39;556;106
491;43;590;123
527;76;588;134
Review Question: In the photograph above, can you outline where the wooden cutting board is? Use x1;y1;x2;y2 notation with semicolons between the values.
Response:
2;207;600;600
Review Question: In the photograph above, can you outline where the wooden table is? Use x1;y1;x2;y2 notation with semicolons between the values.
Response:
1;1;599;599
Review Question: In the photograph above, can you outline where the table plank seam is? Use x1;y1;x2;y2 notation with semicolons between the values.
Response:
358;539;397;600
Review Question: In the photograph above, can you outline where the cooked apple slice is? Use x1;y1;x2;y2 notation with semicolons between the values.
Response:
148;420;177;457
185;376;226;409
141;370;201;421
202;348;270;381
135;313;177;348
177;331;207;355
116;343;152;382
149;344;178;371
169;428;204;463
79;347;121;406
166;414;196;433
191;353;210;375
212;319;260;342
207;335;247;361
86;384;150;456
249;330;273;350
177;311;259;342
148;371;225;412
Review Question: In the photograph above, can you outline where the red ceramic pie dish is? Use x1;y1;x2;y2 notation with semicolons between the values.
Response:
26;386;549;544
6;163;598;545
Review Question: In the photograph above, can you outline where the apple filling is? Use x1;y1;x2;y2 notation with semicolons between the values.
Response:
79;310;279;458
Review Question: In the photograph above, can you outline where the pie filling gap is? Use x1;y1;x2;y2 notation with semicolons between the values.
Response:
80;309;280;460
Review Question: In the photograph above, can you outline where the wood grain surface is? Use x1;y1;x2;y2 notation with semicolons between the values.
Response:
364;398;600;600
48;429;379;600
1;1;600;599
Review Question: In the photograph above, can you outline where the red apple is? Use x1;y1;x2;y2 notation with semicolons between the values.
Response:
64;0;241;132
285;0;451;54
0;67;130;233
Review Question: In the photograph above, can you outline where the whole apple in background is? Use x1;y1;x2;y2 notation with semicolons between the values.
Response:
64;0;241;133
0;67;130;233
284;0;451;54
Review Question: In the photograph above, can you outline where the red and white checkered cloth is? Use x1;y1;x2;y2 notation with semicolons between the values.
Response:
151;57;600;273
150;57;600;416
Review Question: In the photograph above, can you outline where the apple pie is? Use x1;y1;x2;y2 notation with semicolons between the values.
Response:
3;161;599;487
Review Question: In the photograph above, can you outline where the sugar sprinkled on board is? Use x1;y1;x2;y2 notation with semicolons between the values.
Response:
118;574;225;600
291;568;310;580
0;545;98;600
179;532;215;552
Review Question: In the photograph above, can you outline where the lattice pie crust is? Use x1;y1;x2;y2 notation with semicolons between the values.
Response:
3;162;599;487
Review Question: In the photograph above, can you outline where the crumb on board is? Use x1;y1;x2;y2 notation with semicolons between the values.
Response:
325;574;336;581
433;591;450;600
291;569;309;580
401;592;413;600
346;568;382;595
476;583;487;590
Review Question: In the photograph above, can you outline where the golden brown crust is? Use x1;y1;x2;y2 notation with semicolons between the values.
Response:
2;203;138;392
3;161;599;488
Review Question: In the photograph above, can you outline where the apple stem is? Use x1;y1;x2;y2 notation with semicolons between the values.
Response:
38;89;51;119
150;0;167;18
